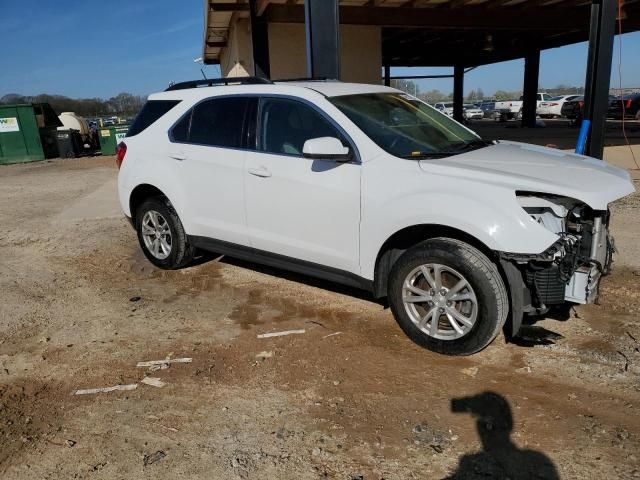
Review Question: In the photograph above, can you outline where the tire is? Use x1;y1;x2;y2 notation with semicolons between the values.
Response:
135;196;194;269
387;238;508;356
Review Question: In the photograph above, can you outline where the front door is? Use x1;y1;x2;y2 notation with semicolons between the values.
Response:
244;97;361;274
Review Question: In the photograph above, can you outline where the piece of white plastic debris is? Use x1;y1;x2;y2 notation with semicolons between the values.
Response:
141;377;166;388
257;329;306;339
322;331;342;339
74;384;138;395
256;351;274;359
136;358;192;368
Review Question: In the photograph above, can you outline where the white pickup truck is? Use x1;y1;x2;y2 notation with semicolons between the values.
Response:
494;93;553;119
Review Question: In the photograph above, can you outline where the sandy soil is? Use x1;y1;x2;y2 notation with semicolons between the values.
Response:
1;156;639;479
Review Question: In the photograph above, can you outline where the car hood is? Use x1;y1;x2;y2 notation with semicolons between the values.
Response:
419;140;635;209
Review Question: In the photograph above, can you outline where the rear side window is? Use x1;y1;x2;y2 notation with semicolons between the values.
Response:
127;100;180;137
184;97;250;148
171;111;191;142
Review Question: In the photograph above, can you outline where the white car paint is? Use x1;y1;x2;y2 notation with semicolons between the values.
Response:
463;107;484;120
537;95;580;117
495;93;553;114
118;82;634;285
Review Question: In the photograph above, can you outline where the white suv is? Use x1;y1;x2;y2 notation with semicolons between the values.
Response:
117;78;634;355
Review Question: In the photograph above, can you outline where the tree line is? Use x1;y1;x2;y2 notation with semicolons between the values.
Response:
0;92;146;118
390;79;585;104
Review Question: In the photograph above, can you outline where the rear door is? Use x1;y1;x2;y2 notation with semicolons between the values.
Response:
169;96;253;245
243;96;361;273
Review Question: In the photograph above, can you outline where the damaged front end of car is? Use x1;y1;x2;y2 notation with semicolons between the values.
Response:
499;192;615;337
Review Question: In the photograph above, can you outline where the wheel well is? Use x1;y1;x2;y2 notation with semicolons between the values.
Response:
372;224;496;299
129;184;166;223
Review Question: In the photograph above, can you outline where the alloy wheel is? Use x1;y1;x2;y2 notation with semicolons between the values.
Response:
141;210;172;260
402;263;478;340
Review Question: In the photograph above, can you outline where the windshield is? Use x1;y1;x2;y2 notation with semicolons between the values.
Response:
329;93;483;159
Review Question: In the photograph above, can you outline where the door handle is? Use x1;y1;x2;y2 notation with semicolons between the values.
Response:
169;152;187;161
248;167;272;178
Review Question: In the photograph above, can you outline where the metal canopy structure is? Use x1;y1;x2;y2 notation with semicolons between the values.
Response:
204;0;640;67
203;0;640;159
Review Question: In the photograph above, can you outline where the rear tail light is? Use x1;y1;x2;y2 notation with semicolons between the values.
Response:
625;100;632;109
550;102;559;106
116;142;127;169
578;101;584;107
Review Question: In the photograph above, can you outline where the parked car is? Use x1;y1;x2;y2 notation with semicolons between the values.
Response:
463;104;484;120
434;102;454;117
479;101;497;118
495;93;553;120
117;78;634;356
560;96;584;121
608;93;640;120
537;95;580;118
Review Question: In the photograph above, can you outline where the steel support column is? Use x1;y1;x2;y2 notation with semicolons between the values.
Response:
304;0;340;79
249;0;270;78
384;64;390;86
583;0;617;159
453;65;464;123
521;51;540;128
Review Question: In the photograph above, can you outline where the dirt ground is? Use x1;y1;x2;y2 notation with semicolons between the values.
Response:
1;156;640;479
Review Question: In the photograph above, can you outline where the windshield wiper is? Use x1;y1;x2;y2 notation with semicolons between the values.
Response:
401;152;453;159
401;140;495;160
449;139;494;153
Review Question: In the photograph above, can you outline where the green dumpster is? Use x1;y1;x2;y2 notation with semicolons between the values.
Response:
0;103;63;164
0;105;44;164
99;125;129;155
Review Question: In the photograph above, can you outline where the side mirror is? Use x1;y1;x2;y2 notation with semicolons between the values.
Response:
302;137;351;162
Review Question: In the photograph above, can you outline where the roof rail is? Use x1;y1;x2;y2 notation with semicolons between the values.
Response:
165;76;273;91
273;77;338;82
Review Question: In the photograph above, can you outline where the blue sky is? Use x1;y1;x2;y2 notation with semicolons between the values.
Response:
1;0;639;99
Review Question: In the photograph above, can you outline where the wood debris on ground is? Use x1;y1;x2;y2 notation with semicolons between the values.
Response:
136;358;193;368
141;377;166;388
257;329;306;339
74;384;138;395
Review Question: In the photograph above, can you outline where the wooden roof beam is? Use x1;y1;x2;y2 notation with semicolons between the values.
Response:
265;4;592;30
210;2;250;12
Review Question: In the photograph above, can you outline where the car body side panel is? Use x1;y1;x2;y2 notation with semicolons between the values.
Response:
358;154;559;280
117;136;193;232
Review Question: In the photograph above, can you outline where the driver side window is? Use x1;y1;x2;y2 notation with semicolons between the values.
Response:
258;98;345;156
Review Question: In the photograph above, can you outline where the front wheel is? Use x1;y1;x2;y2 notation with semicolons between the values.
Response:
135;197;194;269
387;238;508;355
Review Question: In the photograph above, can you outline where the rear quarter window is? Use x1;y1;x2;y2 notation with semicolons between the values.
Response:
171;97;251;149
127;100;180;137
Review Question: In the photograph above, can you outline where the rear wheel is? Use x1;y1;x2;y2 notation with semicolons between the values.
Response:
135;197;194;269
387;238;508;355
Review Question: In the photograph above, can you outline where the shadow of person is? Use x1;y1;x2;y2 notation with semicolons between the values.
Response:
444;392;559;480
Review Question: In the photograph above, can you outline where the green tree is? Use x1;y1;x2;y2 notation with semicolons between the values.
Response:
390;79;420;96
494;90;521;101
419;89;448;104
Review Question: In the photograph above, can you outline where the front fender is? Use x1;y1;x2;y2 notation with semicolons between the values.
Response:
360;181;558;280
